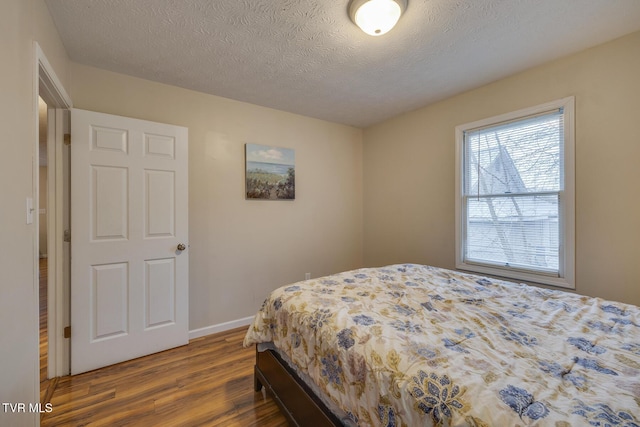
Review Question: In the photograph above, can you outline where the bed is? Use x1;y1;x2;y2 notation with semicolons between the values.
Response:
243;264;640;426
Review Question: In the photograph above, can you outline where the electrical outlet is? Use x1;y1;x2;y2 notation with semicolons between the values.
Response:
305;273;311;280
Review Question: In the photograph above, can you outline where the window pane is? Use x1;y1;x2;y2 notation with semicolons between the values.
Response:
464;110;563;196
465;194;559;272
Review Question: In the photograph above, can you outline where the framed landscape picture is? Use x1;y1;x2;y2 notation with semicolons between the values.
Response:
245;143;295;200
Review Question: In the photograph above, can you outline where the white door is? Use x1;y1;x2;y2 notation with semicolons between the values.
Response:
71;109;188;374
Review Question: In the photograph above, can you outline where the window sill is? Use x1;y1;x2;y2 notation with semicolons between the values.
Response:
455;261;575;290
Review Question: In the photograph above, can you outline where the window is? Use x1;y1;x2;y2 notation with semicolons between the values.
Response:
455;97;575;288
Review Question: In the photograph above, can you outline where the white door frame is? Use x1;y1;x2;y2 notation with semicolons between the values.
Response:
34;41;73;394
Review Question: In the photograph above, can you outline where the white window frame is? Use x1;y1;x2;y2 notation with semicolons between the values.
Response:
455;97;575;289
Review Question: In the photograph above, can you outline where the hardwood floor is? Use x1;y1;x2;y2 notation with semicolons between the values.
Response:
39;257;51;404
41;327;288;426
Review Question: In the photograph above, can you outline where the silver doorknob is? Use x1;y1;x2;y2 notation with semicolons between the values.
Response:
177;243;186;251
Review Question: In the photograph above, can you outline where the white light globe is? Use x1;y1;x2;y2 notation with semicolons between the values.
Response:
354;0;402;36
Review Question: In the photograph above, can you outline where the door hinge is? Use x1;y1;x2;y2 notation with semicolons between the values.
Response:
63;326;71;338
64;229;71;243
64;134;71;145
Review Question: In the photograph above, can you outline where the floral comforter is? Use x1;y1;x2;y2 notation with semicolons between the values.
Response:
243;264;640;426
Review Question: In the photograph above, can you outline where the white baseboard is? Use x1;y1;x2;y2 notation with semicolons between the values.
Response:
189;315;255;340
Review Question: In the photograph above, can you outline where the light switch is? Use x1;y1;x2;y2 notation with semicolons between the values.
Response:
26;197;34;224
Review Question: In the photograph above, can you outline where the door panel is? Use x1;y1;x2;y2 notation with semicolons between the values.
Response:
145;258;175;328
92;262;128;340
92;166;128;240
145;170;175;237
71;108;188;374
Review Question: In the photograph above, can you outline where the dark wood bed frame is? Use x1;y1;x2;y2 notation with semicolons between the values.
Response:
254;346;342;426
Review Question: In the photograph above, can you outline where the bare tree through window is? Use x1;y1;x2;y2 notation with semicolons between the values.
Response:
464;112;562;271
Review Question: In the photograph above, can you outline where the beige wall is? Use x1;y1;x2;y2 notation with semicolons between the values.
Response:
69;63;364;330
38;99;48;257
39;166;47;256
0;0;69;425
363;31;640;306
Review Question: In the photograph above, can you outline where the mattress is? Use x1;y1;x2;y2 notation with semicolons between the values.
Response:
244;264;640;426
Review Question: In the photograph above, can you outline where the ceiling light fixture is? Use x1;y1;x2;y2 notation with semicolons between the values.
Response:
349;0;407;36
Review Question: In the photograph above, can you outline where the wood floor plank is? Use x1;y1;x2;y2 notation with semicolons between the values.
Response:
41;327;288;426
39;257;49;407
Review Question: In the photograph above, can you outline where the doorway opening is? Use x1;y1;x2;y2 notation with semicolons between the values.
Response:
38;96;50;403
35;43;73;410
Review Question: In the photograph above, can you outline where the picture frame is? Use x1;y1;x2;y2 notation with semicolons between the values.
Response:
245;144;295;200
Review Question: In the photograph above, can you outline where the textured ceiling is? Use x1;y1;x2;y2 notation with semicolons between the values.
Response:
45;0;640;128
